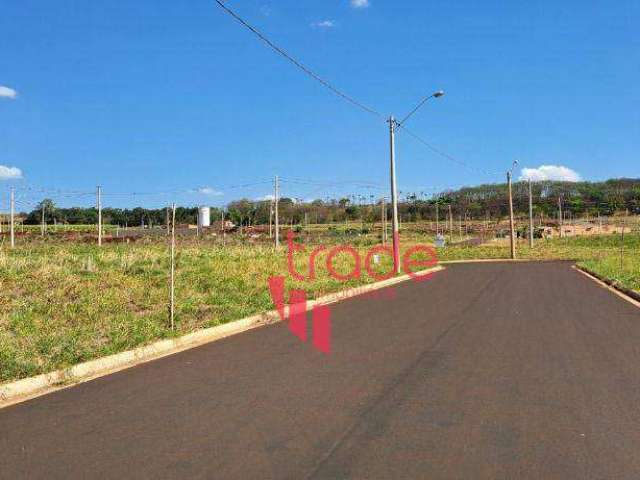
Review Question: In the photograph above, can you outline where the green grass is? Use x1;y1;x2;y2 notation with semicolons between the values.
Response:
1;231;638;384
438;234;640;292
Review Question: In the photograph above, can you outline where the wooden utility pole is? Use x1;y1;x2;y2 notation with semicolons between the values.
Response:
10;187;15;249
528;178;534;248
507;171;516;259
169;203;176;331
97;186;102;247
558;196;563;238
274;175;280;248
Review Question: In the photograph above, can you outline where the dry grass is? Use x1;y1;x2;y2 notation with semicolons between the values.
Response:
0;234;404;382
1;228;638;383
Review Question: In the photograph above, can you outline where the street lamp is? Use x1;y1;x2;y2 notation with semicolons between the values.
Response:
397;90;446;128
388;90;445;273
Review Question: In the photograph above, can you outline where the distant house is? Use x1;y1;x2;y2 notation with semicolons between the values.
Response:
210;220;236;231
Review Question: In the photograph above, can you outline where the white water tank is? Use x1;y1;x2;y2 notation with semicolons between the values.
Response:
198;206;211;228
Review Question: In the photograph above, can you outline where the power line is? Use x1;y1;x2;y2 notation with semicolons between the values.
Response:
9;180;275;200
281;177;385;190
397;125;502;177
214;1;497;180
214;0;383;119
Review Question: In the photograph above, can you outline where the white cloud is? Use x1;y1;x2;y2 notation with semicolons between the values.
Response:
311;20;335;28
519;165;581;182
257;194;275;201
350;0;370;8
0;86;18;99
197;187;223;196
0;165;23;180
260;5;272;17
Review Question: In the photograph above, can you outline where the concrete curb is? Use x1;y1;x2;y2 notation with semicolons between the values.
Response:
573;265;640;308
0;266;444;408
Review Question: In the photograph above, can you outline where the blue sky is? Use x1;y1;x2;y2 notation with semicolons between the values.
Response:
1;0;639;209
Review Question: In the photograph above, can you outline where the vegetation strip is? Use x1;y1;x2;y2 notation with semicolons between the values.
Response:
0;266;443;407
574;265;640;305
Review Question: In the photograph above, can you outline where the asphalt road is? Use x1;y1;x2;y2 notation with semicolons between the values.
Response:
2;262;640;479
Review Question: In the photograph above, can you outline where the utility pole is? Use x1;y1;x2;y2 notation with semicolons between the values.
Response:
448;204;453;243
388;116;400;273
97;186;102;247
485;210;489;231
528;178;534;248
41;201;46;237
169;203;176;331
221;208;226;246
384;92;444;266
507;171;516;259
464;212;468;237
10;187;15;249
558;196;563;239
620;219;625;273
274;175;280;248
597;209;602;233
435;203;439;236
381;197;387;246
269;199;273;238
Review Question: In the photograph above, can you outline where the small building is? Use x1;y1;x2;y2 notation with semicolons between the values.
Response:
210;220;236;232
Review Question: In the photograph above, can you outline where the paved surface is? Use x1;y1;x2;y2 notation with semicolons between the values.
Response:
2;262;640;479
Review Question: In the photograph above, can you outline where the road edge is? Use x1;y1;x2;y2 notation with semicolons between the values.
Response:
0;265;444;408
573;265;640;308
439;258;563;264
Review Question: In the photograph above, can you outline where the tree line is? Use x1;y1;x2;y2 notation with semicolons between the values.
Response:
21;178;640;226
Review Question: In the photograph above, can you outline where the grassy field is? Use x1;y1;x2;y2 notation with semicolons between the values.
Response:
0;233;404;382
1;229;638;383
